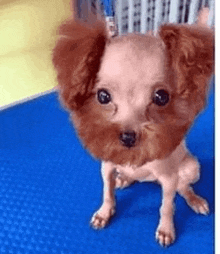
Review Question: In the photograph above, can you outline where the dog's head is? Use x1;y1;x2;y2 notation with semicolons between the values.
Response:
53;16;214;166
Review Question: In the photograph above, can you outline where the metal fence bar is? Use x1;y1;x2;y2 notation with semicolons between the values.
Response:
181;0;187;22
115;0;214;35
188;0;199;24
207;0;215;26
128;0;134;33
140;0;147;33
202;0;206;6
164;0;170;23
116;0;123;35
169;0;179;23
147;0;151;31
154;0;163;32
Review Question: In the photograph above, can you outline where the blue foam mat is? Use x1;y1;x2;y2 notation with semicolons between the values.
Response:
0;83;214;253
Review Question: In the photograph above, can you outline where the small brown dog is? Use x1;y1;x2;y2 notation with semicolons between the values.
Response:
52;9;214;247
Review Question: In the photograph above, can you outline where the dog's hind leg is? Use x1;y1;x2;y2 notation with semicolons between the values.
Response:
177;154;209;215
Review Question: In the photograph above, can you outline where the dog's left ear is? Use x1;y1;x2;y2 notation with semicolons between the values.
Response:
159;23;214;114
53;17;108;111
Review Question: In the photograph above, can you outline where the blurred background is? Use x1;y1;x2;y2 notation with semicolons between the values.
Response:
0;0;215;110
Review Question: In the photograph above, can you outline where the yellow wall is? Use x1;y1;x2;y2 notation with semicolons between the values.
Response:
0;0;73;108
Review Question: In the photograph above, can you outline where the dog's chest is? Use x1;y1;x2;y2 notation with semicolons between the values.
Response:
115;140;187;182
116;163;159;182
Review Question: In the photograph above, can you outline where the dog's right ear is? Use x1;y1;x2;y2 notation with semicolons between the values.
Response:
52;17;108;111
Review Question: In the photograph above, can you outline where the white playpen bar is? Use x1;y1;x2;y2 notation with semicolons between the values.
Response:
116;0;215;35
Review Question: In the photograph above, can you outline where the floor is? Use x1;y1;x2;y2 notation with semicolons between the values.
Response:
0;79;214;253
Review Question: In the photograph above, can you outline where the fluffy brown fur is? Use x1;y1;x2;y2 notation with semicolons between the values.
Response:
159;24;214;113
53;18;108;111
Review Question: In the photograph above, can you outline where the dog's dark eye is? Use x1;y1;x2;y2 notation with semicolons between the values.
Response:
153;89;169;106
97;89;111;104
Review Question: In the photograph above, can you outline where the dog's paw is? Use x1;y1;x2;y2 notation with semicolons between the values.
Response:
90;206;115;230
156;224;175;247
187;194;209;215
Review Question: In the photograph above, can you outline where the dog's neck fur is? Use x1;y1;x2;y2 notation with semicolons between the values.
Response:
103;139;189;182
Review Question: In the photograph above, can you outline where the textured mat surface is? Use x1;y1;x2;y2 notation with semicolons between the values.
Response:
0;83;214;254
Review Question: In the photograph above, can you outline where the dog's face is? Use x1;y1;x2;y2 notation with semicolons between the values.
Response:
53;19;214;166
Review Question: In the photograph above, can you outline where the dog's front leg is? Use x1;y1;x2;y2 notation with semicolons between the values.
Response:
156;175;177;247
90;161;116;229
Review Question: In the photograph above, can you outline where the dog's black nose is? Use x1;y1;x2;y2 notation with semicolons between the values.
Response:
119;131;136;148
